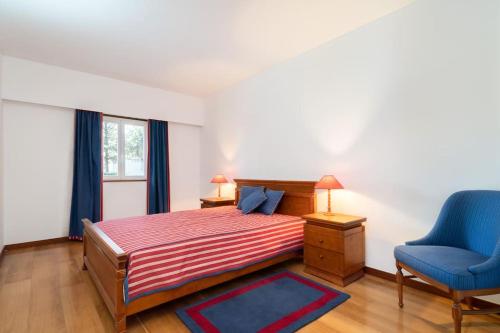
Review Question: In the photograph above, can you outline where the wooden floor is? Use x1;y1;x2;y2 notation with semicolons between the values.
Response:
0;242;498;333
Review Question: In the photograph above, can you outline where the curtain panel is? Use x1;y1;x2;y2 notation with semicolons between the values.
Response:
69;110;102;240
147;119;170;214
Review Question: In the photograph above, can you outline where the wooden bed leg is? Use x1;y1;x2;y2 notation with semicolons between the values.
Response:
115;313;126;333
396;261;404;308
82;233;88;270
452;291;463;333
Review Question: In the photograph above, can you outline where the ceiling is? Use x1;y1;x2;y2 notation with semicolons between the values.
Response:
0;0;413;97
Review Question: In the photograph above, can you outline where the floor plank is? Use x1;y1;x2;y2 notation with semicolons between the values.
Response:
0;279;32;333
0;242;498;333
27;250;66;333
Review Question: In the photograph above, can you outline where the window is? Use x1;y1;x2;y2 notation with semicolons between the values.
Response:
103;117;147;180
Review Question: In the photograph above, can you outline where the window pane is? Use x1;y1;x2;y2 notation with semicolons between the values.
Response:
124;124;145;177
103;121;119;176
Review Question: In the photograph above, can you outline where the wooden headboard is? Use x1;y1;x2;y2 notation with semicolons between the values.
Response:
234;179;317;217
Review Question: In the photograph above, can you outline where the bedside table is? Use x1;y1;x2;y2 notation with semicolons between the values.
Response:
302;212;367;286
200;197;235;209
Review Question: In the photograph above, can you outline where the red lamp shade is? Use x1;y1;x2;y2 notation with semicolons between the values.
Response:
210;174;228;184
315;175;343;189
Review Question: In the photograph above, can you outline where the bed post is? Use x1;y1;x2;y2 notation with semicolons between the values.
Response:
115;268;126;333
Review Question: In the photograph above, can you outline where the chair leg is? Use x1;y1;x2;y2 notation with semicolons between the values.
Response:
452;291;464;333
396;261;404;308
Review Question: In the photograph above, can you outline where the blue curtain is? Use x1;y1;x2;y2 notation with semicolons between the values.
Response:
69;110;102;240
148;120;170;214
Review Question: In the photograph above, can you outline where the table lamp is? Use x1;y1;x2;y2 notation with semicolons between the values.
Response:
210;174;228;198
315;175;343;216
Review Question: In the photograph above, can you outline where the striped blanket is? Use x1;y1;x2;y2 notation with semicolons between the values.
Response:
96;206;305;302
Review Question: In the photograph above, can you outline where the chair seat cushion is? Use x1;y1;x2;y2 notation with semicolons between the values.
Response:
394;245;490;290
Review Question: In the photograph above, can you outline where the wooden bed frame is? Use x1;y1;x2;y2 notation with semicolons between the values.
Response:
82;179;316;332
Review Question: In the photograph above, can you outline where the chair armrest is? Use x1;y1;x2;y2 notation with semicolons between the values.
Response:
468;256;500;274
468;239;500;274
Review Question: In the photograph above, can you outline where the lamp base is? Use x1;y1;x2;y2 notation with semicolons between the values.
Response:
321;211;336;216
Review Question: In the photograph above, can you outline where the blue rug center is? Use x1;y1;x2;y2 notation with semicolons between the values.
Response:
200;277;324;332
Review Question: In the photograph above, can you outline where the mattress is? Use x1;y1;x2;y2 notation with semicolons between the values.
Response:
96;206;305;302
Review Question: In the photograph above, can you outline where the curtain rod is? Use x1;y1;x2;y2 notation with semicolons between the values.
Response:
103;113;147;122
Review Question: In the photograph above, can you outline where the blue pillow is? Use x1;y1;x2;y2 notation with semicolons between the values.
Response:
237;186;264;209
240;190;268;214
257;189;285;215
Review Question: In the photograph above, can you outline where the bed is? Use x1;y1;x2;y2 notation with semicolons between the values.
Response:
82;179;317;333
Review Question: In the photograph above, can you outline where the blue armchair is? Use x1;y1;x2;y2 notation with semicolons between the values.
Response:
394;190;500;333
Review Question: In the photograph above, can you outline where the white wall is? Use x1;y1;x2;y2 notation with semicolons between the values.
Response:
169;122;201;211
202;0;500;275
3;101;74;244
1;56;204;126
103;182;147;220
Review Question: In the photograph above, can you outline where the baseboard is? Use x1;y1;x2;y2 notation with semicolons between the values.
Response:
4;237;69;251
364;266;499;309
364;267;450;297
0;245;4;265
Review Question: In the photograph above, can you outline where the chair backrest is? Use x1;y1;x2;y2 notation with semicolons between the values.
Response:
433;190;500;256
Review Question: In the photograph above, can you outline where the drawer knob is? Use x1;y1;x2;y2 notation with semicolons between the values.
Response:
319;240;324;244
319;255;324;259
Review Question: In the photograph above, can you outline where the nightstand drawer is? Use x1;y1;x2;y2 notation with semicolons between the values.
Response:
304;224;344;253
304;245;343;275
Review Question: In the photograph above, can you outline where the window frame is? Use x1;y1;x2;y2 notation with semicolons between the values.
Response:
102;116;148;181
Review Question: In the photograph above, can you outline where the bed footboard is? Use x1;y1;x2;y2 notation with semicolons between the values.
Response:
83;219;128;333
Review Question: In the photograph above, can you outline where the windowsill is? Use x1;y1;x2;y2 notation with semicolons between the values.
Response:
103;179;147;183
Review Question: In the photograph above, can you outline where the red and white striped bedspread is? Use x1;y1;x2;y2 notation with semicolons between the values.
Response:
96;206;305;302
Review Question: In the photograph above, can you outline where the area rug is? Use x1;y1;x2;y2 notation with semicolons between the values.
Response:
176;271;350;333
